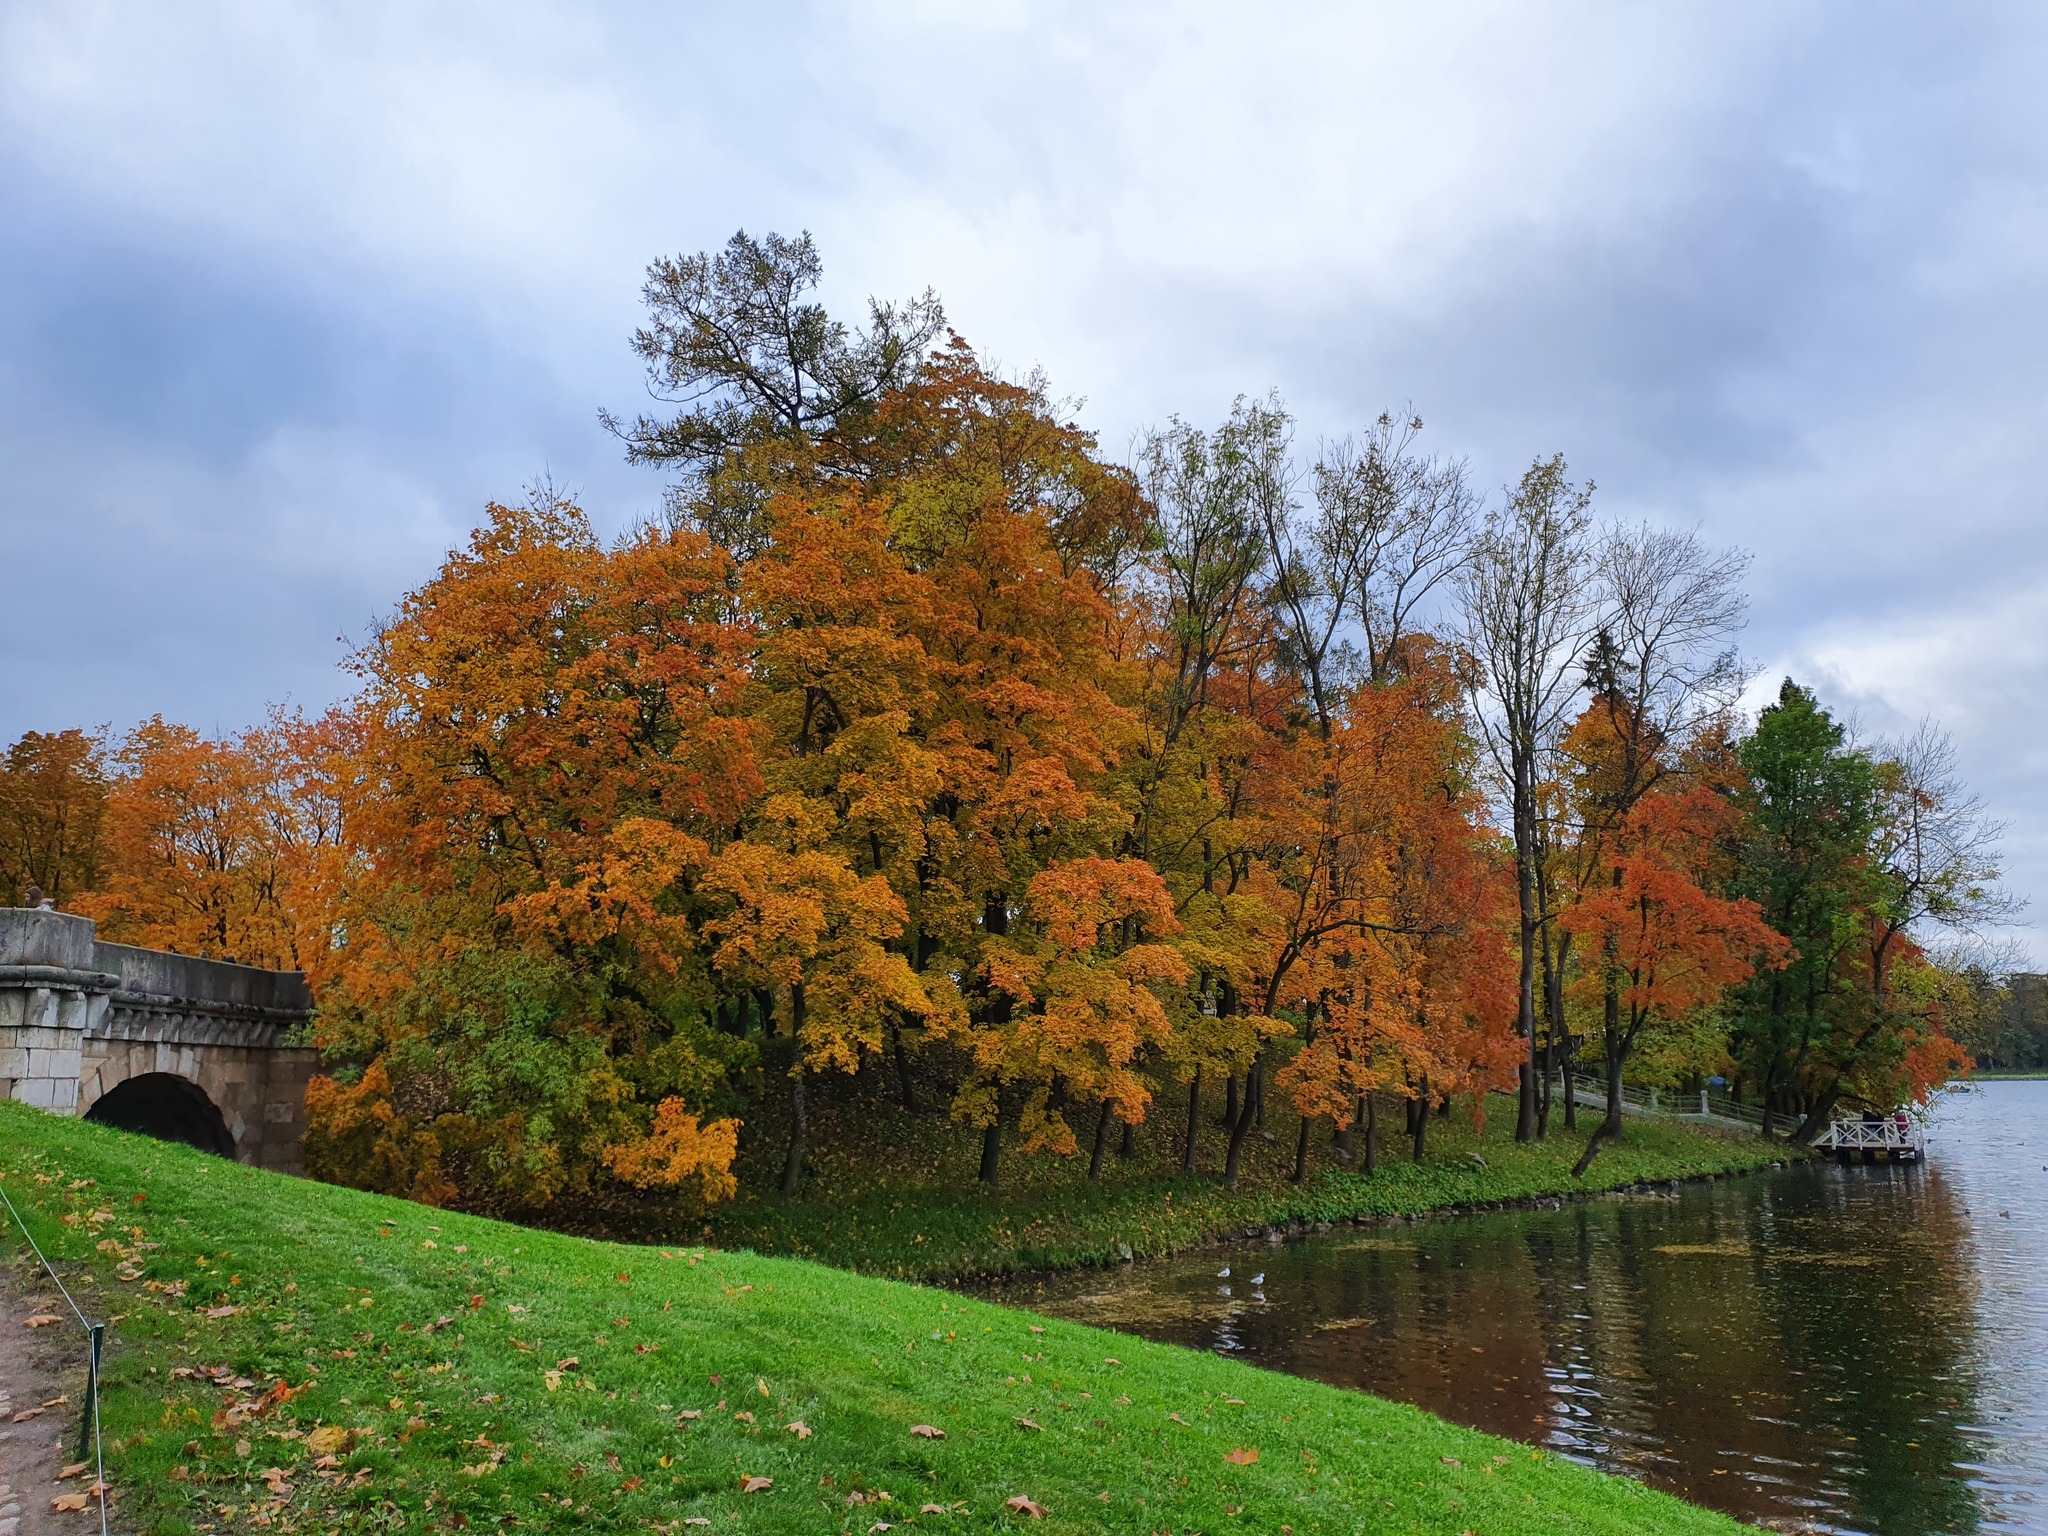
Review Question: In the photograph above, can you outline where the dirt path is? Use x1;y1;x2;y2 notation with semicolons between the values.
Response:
0;1256;99;1536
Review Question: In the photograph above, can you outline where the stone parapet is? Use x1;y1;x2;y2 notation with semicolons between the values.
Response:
0;907;316;1169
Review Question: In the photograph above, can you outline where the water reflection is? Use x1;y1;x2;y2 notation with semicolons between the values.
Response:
997;1083;2048;1534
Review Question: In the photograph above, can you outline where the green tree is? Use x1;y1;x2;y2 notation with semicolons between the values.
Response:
1728;680;1877;1136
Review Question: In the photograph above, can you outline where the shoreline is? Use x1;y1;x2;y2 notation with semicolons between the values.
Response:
958;1152;1803;1292
697;1115;1794;1285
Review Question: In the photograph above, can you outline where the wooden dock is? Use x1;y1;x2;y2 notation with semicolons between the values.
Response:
1812;1117;1924;1163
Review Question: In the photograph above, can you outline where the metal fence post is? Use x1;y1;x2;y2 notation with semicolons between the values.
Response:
78;1321;103;1461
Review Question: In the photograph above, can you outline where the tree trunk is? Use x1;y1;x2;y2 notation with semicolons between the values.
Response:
1119;1119;1136;1160
1222;1055;1264;1188
892;1024;916;1112
1088;1100;1112;1182
1759;1056;1779;1141
1790;1079;1848;1146
1411;1077;1429;1162
781;987;809;1196
1514;773;1539;1144
1292;1112;1311;1183
1536;927;1557;1140
1223;1074;1239;1128
978;1120;1001;1187
1363;1091;1377;1175
1601;969;1624;1139
1253;1068;1265;1130
1562;1033;1578;1131
1571;1116;1614;1178
1182;1069;1202;1176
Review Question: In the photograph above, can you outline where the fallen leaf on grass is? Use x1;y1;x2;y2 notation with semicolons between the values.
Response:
741;1475;773;1493
1222;1397;1245;1406
1225;1447;1259;1465
58;1462;89;1479
1028;1325;1044;1335
1014;1417;1041;1431
921;1505;946;1514
756;1376;770;1397
51;1493;90;1513
908;1424;944;1439
1440;1456;1461;1467
675;1409;702;1421
1103;1357;1121;1366
304;1425;351;1456
23;1314;61;1328
1005;1496;1047;1518
1167;1413;1190;1426
786;1420;812;1439
202;1305;241;1319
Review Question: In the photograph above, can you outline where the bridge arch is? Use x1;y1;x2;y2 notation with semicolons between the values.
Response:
83;1071;236;1158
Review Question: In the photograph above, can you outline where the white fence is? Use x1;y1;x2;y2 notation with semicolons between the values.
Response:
1569;1073;1766;1132
1812;1117;1924;1156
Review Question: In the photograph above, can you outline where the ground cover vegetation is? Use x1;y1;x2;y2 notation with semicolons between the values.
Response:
0;1100;1745;1534
0;230;2015;1235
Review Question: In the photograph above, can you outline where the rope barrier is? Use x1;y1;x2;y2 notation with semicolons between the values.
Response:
0;1178;111;1536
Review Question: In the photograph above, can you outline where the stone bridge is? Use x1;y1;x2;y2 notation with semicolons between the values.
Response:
0;907;319;1173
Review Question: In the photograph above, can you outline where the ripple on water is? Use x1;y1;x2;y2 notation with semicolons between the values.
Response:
1003;1081;2048;1535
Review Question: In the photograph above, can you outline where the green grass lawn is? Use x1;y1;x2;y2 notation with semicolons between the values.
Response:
0;1101;1739;1535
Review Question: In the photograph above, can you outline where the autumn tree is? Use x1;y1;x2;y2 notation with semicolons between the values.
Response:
1457;457;1596;1141
1560;745;1788;1173
0;728;106;906
1550;524;1750;1136
306;493;755;1211
75;712;341;972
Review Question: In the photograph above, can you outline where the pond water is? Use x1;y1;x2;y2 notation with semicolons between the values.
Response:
1000;1081;2048;1535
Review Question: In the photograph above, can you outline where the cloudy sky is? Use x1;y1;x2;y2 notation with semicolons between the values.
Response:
2;2;2043;959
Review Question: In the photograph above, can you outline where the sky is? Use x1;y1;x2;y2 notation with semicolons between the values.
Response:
2;1;2044;961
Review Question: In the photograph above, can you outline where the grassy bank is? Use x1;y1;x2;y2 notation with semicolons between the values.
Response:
688;1099;1786;1283
0;1102;1739;1535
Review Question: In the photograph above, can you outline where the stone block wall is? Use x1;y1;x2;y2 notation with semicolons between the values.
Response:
0;906;317;1171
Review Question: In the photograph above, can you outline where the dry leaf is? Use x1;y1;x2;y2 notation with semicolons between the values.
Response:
756;1376;770;1397
1225;1447;1259;1465
203;1305;241;1319
676;1408;702;1421
1014;1417;1042;1431
1028;1325;1044;1335
1440;1456;1461;1467
11;1408;43;1423
23;1314;61;1328
51;1493;90;1513
921;1505;946;1514
741;1475;773;1493
908;1424;945;1439
305;1425;351;1456
786;1420;812;1438
1103;1357;1122;1366
1005;1496;1047;1518
1168;1413;1191;1426
1222;1397;1245;1406
58;1462;89;1480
